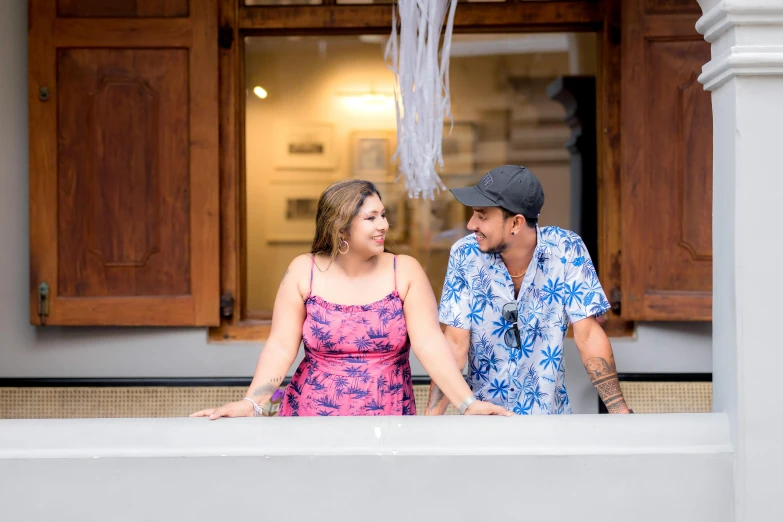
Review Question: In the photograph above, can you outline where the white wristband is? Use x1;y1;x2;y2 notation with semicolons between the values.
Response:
242;397;264;417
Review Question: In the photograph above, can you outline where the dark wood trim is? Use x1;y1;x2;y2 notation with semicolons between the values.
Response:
212;0;635;342
596;0;634;337
643;14;703;36
238;2;604;32
210;319;272;342
28;0;58;326
53;18;192;47
597;372;713;413
210;0;243;342
238;34;250;322
218;0;240;326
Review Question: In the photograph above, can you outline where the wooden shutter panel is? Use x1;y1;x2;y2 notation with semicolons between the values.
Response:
28;0;220;326
620;0;712;321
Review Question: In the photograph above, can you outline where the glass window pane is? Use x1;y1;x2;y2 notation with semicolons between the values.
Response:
244;33;597;314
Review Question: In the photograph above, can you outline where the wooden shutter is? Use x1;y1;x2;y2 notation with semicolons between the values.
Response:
620;0;712;321
28;0;220;326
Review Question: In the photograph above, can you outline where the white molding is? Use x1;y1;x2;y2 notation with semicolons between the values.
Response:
697;5;783;42
699;46;783;90
697;0;783;90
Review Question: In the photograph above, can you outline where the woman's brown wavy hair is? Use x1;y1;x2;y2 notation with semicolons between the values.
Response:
311;179;397;259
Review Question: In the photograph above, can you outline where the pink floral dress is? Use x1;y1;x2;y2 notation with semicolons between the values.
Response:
278;255;416;416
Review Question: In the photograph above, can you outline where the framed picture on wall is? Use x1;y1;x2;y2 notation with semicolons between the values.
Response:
274;123;336;170
374;182;408;243
351;130;397;182
265;183;329;243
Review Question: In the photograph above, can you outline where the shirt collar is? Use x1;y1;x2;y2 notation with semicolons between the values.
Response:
534;225;551;257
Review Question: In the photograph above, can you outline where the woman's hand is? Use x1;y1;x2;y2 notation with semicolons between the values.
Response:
464;400;514;416
189;400;254;420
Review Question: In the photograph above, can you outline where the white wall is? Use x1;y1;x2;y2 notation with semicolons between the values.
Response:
0;0;711;413
0;415;734;522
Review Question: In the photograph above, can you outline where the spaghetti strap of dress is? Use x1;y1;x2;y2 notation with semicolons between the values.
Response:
393;255;397;293
308;254;315;297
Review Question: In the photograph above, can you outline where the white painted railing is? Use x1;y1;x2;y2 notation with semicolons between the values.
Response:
0;414;733;522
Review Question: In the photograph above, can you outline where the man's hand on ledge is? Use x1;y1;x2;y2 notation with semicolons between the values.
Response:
190;400;254;420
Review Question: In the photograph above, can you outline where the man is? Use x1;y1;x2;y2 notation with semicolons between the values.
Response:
426;165;632;415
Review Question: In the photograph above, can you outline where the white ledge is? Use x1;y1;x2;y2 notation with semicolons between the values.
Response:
0;414;732;459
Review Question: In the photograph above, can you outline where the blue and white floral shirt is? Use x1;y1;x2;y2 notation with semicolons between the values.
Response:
438;226;611;414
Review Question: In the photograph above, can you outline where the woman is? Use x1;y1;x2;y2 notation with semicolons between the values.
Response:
191;180;510;418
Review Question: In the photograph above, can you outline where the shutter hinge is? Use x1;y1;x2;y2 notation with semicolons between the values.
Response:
218;25;234;50
220;291;235;320
610;24;621;46
610;287;621;317
37;282;50;326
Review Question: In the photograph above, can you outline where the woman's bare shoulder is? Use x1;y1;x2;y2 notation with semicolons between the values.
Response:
392;254;429;300
288;253;313;274
393;254;424;272
284;254;314;297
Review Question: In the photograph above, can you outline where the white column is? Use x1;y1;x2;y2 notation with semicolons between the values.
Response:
697;1;783;520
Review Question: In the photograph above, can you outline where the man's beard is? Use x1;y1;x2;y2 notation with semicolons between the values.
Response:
480;239;508;255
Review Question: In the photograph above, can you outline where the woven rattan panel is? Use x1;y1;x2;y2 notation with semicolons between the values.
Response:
0;385;458;418
620;381;712;414
412;384;459;415
0;387;248;419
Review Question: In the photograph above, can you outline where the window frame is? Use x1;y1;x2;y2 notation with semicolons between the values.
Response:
208;0;633;343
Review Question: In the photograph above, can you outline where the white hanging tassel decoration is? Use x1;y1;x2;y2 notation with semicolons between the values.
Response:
385;0;458;200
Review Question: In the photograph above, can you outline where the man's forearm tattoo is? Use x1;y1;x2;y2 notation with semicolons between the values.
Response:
426;384;446;413
250;376;283;406
584;357;627;413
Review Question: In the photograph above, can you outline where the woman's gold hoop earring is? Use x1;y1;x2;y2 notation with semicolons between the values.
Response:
338;238;350;255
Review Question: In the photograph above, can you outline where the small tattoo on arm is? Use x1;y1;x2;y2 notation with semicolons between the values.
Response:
584;357;615;379
426;385;446;413
251;376;283;405
280;269;289;287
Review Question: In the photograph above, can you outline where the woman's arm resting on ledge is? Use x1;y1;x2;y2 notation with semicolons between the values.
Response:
190;256;310;420
425;325;470;415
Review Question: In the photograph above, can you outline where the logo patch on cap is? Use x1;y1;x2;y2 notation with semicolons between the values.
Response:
482;173;493;187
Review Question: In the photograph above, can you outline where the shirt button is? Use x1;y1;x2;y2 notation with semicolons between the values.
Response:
510;387;516;392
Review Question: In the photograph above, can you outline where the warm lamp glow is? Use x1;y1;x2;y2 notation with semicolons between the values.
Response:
359;93;393;105
337;89;395;111
253;86;268;99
